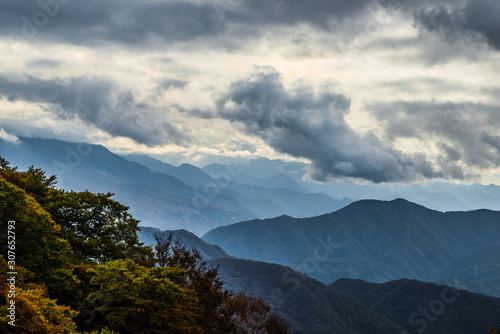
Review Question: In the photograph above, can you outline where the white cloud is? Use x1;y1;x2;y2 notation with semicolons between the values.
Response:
0;128;19;143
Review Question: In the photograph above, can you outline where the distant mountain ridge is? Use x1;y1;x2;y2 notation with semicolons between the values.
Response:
0;137;349;235
203;198;500;297
0;138;254;235
203;158;500;212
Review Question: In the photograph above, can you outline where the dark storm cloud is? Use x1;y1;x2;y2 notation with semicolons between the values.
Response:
0;0;402;47
414;0;500;50
237;0;374;27
369;100;500;175
0;75;188;146
211;66;446;183
1;0;226;45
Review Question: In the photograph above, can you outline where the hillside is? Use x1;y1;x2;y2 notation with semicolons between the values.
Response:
426;242;500;297
331;278;500;334
212;258;406;334
203;199;500;286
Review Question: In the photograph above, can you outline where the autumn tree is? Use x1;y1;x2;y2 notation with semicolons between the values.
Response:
0;258;78;334
154;232;236;333
153;232;294;334
227;293;294;334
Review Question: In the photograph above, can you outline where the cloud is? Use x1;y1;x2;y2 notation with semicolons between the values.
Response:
0;128;19;143
0;74;188;146
235;0;376;27
369;100;500;176
25;59;64;68
1;0;226;46
414;0;500;51
209;66;449;183
159;78;188;91
0;0;399;49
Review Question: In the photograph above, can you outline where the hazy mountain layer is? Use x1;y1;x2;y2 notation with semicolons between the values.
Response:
0;138;349;235
203;199;500;287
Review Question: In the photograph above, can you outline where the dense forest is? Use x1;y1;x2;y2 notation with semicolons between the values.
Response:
0;157;293;333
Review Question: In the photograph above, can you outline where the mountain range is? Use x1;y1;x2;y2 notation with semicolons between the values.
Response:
136;227;500;334
203;198;500;298
0;138;350;235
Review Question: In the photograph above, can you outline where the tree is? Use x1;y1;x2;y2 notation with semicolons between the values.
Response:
0;159;294;333
0;159;56;205
154;232;236;333
227;293;294;334
78;259;202;334
45;190;152;264
0;177;78;305
0;157;152;265
0;258;78;334
83;329;118;334
153;232;294;334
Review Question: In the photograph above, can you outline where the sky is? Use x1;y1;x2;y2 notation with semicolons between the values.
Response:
0;0;499;185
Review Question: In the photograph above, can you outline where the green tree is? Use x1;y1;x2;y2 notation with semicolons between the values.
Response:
0;177;78;305
45;190;152;264
0;157;153;265
79;259;201;334
0;159;294;333
83;329;118;334
0;158;56;204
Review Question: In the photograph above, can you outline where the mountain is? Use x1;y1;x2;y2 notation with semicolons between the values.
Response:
0;138;256;235
0;137;352;235
124;154;351;218
331;278;500;334
203;199;500;286
202;158;500;212
139;226;406;333
122;154;214;188
203;161;308;193
119;151;353;220
426;242;500;298
212;258;406;334
138;227;229;261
